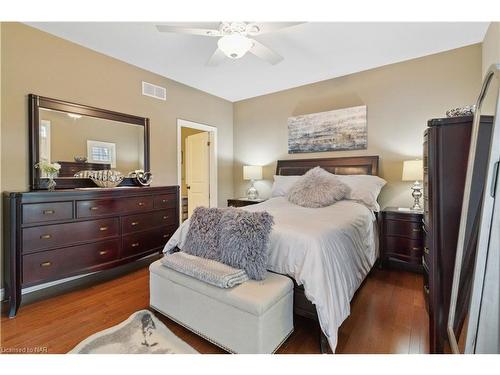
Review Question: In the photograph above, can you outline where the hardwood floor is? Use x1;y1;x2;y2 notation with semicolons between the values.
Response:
0;265;428;354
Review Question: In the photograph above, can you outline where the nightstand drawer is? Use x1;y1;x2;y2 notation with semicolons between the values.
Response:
385;219;423;239
384;236;423;258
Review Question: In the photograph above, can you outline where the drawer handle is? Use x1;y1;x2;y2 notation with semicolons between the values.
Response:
131;242;140;247
40;234;52;239
131;221;139;226
412;228;421;232
99;226;108;231
90;206;99;211
424;247;429;255
40;261;52;267
163;234;169;239
162;216;169;220
423;285;430;295
42;209;55;215
412;247;421;251
162;199;167;203
99;250;108;256
138;202;145;207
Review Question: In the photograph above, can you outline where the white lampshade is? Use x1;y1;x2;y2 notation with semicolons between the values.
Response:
243;165;263;180
217;34;253;59
402;160;423;181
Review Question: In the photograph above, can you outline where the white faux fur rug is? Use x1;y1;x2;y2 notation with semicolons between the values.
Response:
69;310;198;354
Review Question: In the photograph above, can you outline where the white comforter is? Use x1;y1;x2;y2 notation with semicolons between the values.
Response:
163;197;378;352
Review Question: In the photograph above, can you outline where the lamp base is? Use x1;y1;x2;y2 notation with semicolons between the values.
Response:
246;180;259;200
410;181;423;211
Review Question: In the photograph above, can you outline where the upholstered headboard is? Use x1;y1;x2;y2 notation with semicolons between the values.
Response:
275;156;379;176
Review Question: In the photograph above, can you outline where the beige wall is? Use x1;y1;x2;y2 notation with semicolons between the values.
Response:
41;109;144;173
233;45;483;209
482;22;500;77
0;23;233;204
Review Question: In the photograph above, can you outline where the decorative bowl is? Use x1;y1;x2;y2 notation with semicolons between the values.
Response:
74;156;88;162
446;105;475;118
90;170;124;188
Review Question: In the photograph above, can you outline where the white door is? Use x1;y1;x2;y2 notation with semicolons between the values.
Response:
186;132;210;217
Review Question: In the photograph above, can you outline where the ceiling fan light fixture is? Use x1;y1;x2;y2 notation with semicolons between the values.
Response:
217;34;253;59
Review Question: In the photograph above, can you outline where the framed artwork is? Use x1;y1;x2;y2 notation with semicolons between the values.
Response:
288;105;367;153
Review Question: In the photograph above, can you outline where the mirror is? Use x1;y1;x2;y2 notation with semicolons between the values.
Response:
29;95;150;189
448;64;500;353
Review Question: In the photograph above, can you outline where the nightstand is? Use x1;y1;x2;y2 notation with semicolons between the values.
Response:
380;207;424;272
227;198;265;208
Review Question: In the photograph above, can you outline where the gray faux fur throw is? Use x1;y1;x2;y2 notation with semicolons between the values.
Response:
161;251;249;288
183;206;274;280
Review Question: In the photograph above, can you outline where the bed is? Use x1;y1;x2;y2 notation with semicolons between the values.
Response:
164;156;381;353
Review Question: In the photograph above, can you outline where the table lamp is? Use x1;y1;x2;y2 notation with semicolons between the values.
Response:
243;165;262;200
402;159;424;210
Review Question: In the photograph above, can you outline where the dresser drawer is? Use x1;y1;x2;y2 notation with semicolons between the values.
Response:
22;239;120;286
384;219;423;239
121;196;154;212
122;226;176;258
122;209;177;234
22;201;73;224
76;199;122;218
384;236;423;258
22;218;119;254
154;194;177;209
76;196;154;218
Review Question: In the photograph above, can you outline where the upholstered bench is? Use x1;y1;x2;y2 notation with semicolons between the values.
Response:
149;259;294;354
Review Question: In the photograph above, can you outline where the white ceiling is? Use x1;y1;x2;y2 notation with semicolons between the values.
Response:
27;22;489;102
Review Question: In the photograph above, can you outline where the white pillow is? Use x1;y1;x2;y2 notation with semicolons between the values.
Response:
271;175;301;197
335;174;387;211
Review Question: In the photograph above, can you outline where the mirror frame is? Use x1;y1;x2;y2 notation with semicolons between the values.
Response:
447;64;500;353
29;94;150;190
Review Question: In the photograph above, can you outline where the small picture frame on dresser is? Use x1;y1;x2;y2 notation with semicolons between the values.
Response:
379;207;424;272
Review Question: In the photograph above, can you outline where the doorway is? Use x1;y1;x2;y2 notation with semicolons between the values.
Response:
177;119;217;223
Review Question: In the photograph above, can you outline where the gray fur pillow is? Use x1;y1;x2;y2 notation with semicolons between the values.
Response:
183;206;224;260
219;209;274;281
183;206;274;280
287;166;350;208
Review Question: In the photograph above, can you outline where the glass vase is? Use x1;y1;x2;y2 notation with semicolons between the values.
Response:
47;172;57;191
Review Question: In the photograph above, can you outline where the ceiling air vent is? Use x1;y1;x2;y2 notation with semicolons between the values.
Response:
142;81;166;101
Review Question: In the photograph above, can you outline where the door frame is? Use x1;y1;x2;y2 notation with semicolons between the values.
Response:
177;119;218;224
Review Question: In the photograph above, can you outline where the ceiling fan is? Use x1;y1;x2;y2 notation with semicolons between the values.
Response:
156;22;303;66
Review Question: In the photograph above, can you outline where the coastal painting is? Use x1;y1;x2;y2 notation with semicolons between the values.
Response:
288;105;367;153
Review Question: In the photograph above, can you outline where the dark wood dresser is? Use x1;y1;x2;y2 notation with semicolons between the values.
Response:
423;115;493;353
3;186;179;317
380;207;424;272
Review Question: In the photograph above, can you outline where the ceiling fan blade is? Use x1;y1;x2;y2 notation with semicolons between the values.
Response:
248;22;304;35
249;39;283;65
156;25;221;37
206;48;227;67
